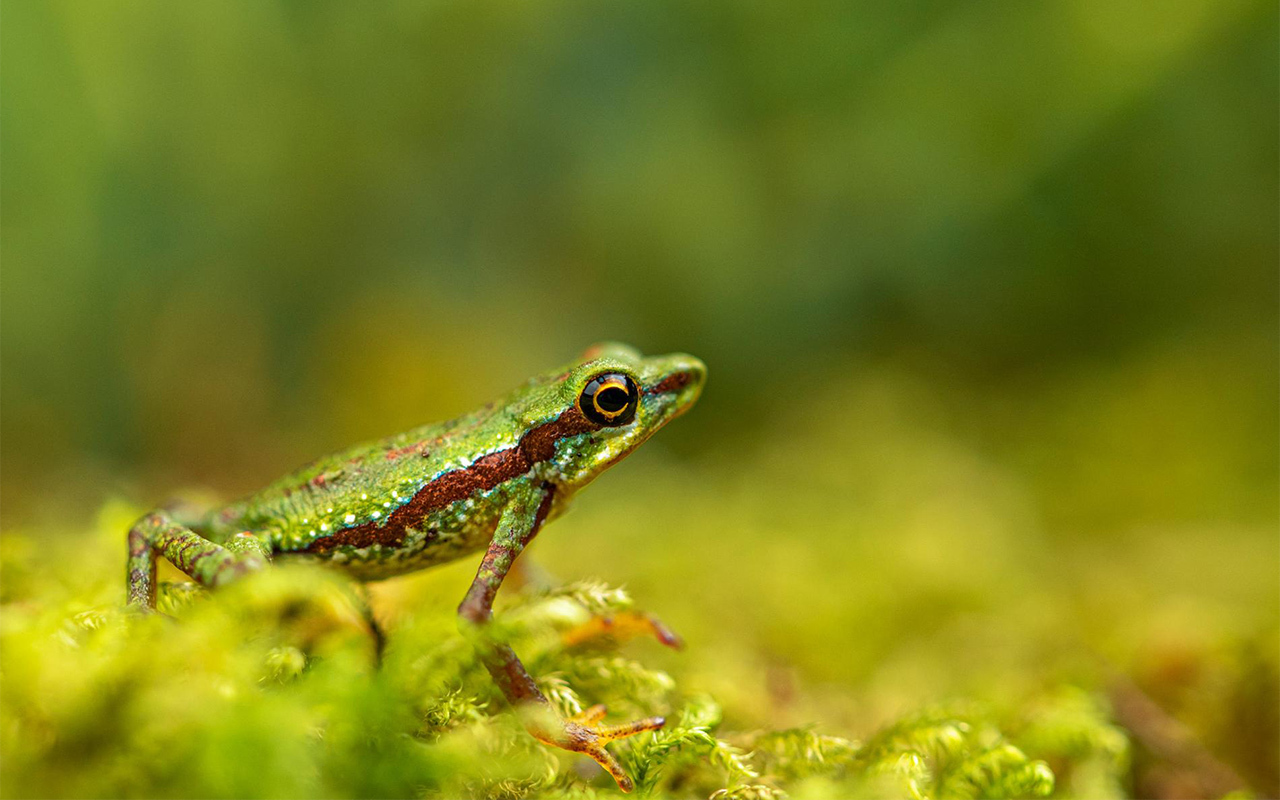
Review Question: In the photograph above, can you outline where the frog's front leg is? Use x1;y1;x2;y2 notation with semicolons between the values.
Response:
126;510;269;608
458;481;664;792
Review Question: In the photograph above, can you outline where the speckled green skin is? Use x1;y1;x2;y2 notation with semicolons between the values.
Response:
226;343;699;574
125;342;705;792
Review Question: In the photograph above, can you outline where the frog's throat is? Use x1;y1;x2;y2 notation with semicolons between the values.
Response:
303;406;597;554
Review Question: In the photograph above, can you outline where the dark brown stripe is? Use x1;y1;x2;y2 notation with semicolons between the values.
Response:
645;371;693;396
304;407;595;553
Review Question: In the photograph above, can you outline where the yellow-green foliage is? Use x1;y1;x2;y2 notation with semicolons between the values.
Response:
3;350;1277;798
0;543;1093;799
0;502;1120;800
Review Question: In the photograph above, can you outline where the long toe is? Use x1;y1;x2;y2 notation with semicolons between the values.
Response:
599;715;665;743
585;744;634;793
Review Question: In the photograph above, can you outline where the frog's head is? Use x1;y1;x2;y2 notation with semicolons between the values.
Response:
520;342;705;491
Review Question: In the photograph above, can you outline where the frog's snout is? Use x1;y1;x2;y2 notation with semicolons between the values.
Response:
643;354;706;415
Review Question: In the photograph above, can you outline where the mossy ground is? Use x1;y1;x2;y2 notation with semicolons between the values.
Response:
0;514;1100;799
3;364;1274;799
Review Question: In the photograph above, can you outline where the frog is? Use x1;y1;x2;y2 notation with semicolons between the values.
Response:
125;342;706;792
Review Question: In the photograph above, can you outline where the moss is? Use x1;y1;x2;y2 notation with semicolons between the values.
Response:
1;508;1126;799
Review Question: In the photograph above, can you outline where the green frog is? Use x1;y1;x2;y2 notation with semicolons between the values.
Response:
126;342;706;791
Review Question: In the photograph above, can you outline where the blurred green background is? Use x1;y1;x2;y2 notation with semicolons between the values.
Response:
1;1;1276;798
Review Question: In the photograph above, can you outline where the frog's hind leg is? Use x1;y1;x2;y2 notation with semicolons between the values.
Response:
126;511;268;609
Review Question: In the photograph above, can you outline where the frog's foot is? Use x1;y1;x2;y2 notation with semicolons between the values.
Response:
529;704;665;792
561;610;684;650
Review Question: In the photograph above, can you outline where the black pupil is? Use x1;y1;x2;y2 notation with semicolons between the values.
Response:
597;385;629;413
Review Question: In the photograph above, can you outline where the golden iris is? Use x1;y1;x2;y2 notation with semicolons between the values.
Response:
580;373;639;426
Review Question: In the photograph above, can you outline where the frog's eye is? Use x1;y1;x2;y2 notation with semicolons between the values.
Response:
579;373;640;426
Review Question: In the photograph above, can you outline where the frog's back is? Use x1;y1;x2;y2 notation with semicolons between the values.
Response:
216;404;516;549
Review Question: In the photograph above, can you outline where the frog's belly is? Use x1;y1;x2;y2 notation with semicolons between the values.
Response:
279;518;497;582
